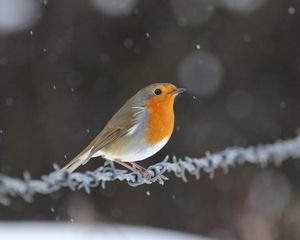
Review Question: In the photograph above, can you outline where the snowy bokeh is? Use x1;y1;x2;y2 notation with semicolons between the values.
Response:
90;0;138;17
247;170;290;218
0;223;205;240
171;0;216;26
234;170;291;239
177;51;223;96
218;0;268;13
0;0;41;34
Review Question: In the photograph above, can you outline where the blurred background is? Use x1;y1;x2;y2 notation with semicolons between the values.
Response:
0;0;300;239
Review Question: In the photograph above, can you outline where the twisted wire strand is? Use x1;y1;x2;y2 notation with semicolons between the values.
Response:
0;134;300;205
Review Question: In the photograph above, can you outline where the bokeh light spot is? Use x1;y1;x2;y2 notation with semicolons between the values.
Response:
248;170;290;218
171;0;216;26
90;0;138;17
177;51;224;96
219;0;268;13
0;0;41;34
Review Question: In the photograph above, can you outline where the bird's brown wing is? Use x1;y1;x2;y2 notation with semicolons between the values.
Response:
63;97;142;172
62;127;126;172
87;127;126;157
86;97;139;158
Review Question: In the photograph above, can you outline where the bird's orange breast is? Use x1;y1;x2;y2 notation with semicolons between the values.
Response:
144;96;175;145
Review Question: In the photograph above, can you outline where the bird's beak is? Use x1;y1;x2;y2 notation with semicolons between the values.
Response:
170;88;186;96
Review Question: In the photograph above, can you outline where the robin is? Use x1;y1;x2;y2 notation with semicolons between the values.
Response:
63;83;186;179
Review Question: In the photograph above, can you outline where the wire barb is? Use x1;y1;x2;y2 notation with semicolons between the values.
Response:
1;134;300;205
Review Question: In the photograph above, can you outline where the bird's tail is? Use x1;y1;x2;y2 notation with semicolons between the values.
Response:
62;147;92;172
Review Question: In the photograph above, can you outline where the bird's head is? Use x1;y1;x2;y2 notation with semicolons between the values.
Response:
139;83;186;108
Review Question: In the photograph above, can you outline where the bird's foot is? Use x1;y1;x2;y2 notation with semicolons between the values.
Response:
115;160;152;181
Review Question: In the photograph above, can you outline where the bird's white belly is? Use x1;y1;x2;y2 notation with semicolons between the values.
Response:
92;137;169;162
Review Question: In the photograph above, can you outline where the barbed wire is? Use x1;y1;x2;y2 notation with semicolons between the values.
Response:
1;134;300;205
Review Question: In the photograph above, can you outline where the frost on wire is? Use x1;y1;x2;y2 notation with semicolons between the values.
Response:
0;134;300;205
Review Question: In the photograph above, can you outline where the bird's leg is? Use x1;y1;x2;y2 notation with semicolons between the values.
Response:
115;160;136;172
131;162;151;180
115;160;151;180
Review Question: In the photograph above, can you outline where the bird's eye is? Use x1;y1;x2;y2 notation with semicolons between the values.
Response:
154;88;162;95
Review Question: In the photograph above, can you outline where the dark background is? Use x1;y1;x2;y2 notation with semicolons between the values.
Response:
0;0;300;239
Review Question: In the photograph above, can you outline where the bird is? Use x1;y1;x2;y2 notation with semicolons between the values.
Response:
63;83;186;179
